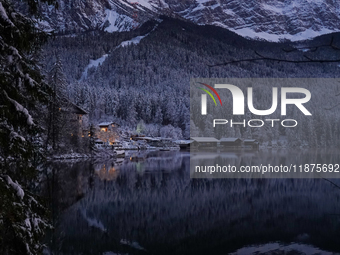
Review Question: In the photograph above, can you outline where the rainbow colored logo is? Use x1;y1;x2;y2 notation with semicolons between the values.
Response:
197;82;222;106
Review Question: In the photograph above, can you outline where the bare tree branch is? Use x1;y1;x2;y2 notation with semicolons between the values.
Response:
281;36;340;53
208;55;340;67
208;36;340;110
208;36;340;68
325;102;340;110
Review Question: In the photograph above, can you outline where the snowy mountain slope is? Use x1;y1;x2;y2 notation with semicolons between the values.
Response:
172;0;340;41
35;0;340;41
36;0;158;32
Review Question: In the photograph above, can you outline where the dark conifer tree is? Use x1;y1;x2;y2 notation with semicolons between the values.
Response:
0;0;56;254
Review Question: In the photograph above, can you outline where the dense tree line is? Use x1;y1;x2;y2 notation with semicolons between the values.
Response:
41;17;340;145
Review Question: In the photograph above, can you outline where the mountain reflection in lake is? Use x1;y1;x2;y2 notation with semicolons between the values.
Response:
43;150;340;255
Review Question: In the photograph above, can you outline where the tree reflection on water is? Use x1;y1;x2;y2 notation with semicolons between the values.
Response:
42;150;340;255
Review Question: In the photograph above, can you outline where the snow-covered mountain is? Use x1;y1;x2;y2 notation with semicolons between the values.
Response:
35;0;156;32
37;0;340;41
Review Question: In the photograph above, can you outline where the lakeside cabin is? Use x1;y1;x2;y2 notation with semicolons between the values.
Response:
59;101;88;123
244;139;260;149
175;140;193;150
131;136;162;146
219;138;242;148
94;138;105;148
98;122;120;132
191;137;219;148
59;102;88;137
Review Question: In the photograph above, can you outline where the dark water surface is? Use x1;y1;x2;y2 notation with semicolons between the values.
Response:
43;150;340;255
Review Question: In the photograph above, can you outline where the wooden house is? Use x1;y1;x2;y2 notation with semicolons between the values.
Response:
94;138;105;148
220;138;242;148
98;122;120;132
59;101;88;138
131;136;162;146
59;101;88;123
244;139;260;149
69;104;87;122
130;134;146;141
176;140;193;150
96;121;120;145
191;137;219;148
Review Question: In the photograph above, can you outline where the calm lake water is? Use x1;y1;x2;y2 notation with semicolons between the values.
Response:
43;150;340;255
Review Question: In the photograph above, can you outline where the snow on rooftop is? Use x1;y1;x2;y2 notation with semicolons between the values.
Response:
175;140;192;144
244;139;258;142
191;137;219;142
220;138;241;142
98;122;114;126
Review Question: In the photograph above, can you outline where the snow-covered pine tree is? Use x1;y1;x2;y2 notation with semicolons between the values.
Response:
0;0;56;254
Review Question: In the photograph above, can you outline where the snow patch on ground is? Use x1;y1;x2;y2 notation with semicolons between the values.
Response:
132;0;155;10
80;22;158;80
230;242;334;255
81;209;107;232
196;0;212;3
80;54;108;80
212;22;339;42
101;9;134;32
118;23;158;47
192;4;206;12
79;38;143;80
120;239;146;251
261;3;284;14
120;35;147;47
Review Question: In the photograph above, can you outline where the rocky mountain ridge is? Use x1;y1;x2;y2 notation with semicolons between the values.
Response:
34;0;340;41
